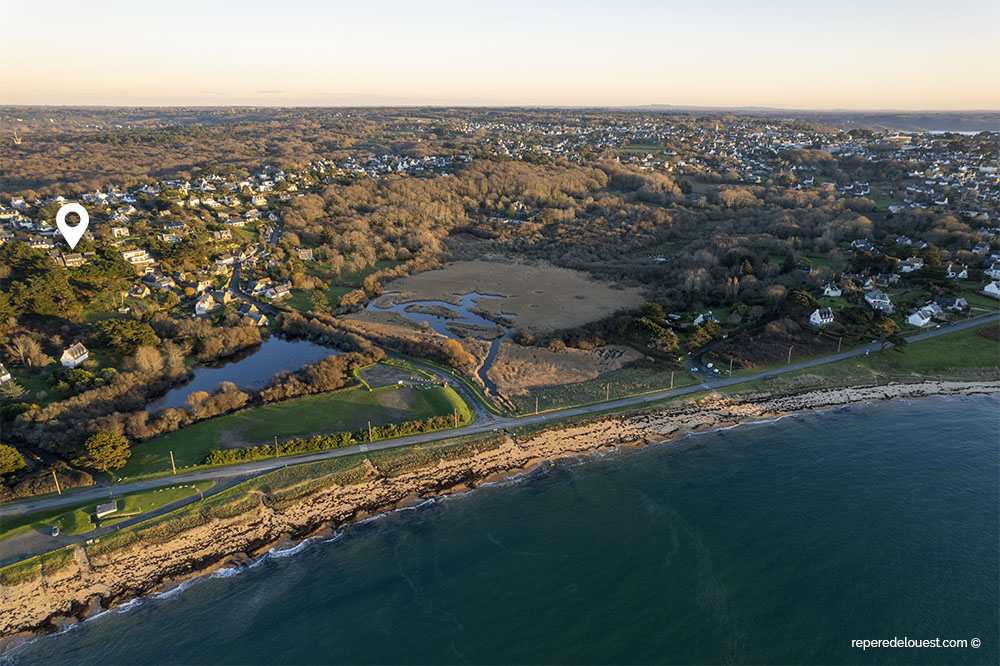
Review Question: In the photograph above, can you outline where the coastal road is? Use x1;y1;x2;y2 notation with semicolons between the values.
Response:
3;311;997;521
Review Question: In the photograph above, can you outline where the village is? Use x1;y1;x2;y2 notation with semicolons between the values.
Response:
0;113;997;400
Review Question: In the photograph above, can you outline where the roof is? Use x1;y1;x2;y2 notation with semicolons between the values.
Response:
62;342;88;359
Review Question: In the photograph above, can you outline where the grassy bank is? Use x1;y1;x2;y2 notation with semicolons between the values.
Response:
0;482;214;542
80;432;506;562
510;365;700;414
718;322;1000;396
117;384;471;479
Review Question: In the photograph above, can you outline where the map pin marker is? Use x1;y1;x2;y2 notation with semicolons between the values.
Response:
56;203;90;250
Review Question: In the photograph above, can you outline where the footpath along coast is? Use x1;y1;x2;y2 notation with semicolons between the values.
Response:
1;379;997;645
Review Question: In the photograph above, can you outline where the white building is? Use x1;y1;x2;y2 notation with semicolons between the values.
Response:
60;342;89;368
865;290;893;312
907;307;936;328
809;308;834;327
945;263;968;279
195;292;218;315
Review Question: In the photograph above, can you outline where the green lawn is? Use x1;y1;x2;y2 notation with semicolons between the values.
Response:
958;286;1000;310
234;227;257;242
510;366;700;414
721;323;999;394
116;384;472;478
6;367;52;405
0;481;213;541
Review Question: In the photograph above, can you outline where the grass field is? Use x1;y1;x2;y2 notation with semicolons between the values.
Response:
289;260;405;310
0;481;213;541
116;384;472;478
285;289;316;312
721;323;999;395
510;365;700;414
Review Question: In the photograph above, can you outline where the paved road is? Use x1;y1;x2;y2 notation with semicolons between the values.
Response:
0;479;249;567
3;312;996;522
228;263;280;315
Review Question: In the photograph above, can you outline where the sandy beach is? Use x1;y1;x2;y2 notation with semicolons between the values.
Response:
1;379;997;645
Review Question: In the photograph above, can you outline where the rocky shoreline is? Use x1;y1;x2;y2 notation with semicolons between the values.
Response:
2;380;998;647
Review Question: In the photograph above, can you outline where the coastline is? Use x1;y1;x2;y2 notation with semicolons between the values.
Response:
2;379;998;648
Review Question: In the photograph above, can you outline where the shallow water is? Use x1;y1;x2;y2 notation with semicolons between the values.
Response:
148;337;338;411
368;291;515;394
8;396;998;665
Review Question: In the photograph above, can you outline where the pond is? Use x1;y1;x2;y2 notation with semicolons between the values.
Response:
148;337;340;412
367;291;515;395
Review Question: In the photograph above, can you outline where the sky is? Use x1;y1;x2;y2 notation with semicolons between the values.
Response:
4;0;998;109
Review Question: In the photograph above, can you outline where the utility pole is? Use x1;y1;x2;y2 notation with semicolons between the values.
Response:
274;435;279;458
838;336;842;353
606;383;610;401
453;409;458;428
169;450;176;475
52;470;61;495
368;420;373;442
535;396;539;415
729;358;733;375
787;345;793;364
670;371;674;390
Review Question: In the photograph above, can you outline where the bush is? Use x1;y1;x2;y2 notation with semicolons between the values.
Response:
82;431;131;472
0;444;26;474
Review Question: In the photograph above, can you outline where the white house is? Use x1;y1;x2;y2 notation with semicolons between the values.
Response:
110;227;129;238
822;283;842;297
985;262;1000;280
60;342;89;368
897;257;924;273
809;308;835;327
249;278;273;295
946;263;968;279
120;248;151;264
264;284;291;301
983;281;1000;299
907;307;936;328
693;311;716;327
865;290;893;312
194;292;218;315
0;363;11;383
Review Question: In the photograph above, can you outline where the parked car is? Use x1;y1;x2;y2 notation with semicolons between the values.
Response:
50;525;60;537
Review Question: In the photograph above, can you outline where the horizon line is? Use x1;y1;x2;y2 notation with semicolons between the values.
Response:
2;103;999;115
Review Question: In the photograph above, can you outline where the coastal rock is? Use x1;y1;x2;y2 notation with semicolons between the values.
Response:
1;380;997;641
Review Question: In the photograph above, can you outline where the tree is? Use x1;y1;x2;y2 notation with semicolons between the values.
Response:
687;325;714;352
888;333;908;354
0;444;26;474
0;381;26;403
131;346;164;375
97;319;160;355
639;302;666;321
82;431;131;472
873;316;900;349
5;334;47;367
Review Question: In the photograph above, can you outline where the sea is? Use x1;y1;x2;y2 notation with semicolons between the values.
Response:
4;395;998;665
